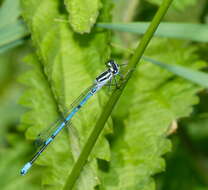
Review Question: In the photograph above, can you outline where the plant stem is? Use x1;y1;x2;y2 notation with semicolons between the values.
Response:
64;0;173;189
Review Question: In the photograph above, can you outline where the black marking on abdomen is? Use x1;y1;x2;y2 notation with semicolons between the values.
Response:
63;119;67;124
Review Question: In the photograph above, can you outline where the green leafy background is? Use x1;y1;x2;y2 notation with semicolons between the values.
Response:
0;0;208;190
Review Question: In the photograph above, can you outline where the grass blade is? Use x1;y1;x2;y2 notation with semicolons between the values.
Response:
143;57;208;88
0;39;25;54
0;0;21;28
0;20;29;53
64;0;173;189
0;0;29;53
97;22;208;42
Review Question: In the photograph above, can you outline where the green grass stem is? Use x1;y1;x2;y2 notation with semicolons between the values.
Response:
64;0;173;189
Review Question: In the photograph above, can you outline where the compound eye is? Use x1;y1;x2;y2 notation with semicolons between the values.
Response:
106;60;114;67
109;60;115;65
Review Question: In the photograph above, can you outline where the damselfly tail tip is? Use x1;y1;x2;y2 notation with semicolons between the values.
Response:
20;162;32;176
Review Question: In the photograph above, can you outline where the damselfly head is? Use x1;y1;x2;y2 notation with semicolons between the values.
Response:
106;60;119;75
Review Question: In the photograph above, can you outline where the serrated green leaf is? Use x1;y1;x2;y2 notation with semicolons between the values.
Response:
64;0;102;33
98;39;204;190
20;0;112;189
19;54;74;188
97;22;208;42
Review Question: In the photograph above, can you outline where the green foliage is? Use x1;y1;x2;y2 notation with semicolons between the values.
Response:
19;54;75;189
0;135;41;190
20;0;112;189
147;0;197;11
0;0;29;53
158;92;208;190
0;45;28;137
97;39;204;189
187;114;208;140
19;0;207;188
0;43;41;190
183;92;208;147
64;0;102;33
0;85;23;140
158;136;208;190
0;0;206;189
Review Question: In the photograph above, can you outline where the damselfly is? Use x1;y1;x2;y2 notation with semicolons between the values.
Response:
20;60;120;175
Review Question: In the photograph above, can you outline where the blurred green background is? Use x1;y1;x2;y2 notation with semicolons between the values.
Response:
1;0;208;189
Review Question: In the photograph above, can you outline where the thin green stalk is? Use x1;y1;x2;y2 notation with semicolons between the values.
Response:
64;0;173;189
